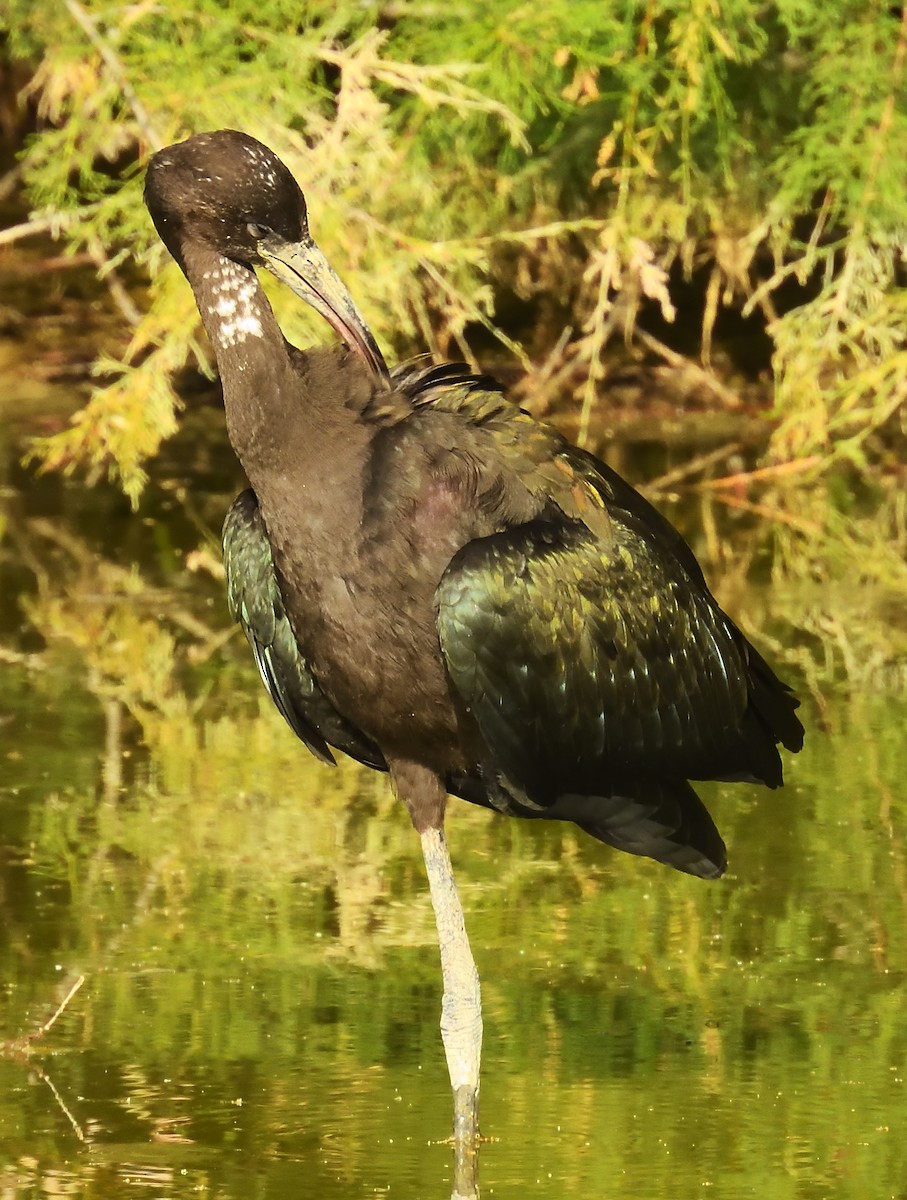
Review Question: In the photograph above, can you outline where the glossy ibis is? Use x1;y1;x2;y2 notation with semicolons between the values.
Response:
144;130;804;1147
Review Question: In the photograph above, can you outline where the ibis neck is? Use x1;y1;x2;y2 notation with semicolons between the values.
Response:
179;241;377;549
181;242;309;474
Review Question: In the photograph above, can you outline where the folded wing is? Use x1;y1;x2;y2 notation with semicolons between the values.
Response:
436;509;799;878
223;489;386;771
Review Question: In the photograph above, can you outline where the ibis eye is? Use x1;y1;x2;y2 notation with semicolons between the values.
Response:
246;222;269;240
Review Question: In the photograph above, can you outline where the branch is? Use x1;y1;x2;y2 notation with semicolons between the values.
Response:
635;328;744;411
700;455;824;489
1;974;85;1056
63;0;162;150
645;441;744;493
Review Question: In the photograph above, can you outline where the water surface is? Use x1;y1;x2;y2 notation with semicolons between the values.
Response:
1;409;905;1200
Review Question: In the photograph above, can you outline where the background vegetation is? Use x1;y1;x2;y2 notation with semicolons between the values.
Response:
2;10;907;1193
2;1;906;486
1;1;907;681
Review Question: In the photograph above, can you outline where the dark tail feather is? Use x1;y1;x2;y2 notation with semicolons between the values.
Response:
747;643;805;754
553;782;727;879
449;772;727;880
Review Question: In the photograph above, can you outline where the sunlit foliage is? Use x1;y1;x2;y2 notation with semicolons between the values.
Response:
1;1;905;503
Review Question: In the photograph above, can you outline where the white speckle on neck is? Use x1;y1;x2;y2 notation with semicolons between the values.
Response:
207;260;264;348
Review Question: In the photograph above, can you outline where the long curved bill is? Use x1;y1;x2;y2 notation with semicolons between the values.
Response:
260;237;390;386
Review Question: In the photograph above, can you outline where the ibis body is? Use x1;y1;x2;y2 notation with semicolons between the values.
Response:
144;129;804;1146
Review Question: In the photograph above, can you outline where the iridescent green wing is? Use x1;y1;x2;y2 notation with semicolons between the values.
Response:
401;361;802;770
436;508;786;877
223;490;386;771
438;509;764;784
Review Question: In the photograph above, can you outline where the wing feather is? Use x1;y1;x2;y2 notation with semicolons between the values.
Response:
437;518;757;792
223;490;386;771
435;514;798;878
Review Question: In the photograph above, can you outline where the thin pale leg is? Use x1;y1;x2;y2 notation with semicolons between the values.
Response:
420;825;483;1145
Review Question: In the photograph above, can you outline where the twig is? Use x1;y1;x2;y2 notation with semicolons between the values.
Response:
0;163;22;204
87;234;142;326
26;974;85;1044
741;245;841;319
1;974;85;1056
418;258;532;370
514;325;573;415
185;624;237;667
708;491;823;535
26;516;99;564
698;454;823;490
26;252;95;272
0;213;74;248
0;201;106;248
317;28;526;148
645;441;744;493
63;0;162;150
349;206;607;255
577;259;619;447
0;645;48;670
635;328;744;411
40;1066;88;1142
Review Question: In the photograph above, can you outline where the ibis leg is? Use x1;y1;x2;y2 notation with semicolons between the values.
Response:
420;825;483;1145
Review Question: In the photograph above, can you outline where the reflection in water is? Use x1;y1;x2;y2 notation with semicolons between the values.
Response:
3;464;907;1199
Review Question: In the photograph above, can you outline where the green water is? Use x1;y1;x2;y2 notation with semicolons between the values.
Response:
2;416;906;1199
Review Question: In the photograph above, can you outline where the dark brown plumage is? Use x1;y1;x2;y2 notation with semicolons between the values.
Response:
145;129;803;1146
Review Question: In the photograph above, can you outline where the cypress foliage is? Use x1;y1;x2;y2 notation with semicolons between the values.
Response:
1;1;905;499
